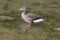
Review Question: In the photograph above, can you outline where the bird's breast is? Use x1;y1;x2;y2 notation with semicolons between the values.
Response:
21;13;32;23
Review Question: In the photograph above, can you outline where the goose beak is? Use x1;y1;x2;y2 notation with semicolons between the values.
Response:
19;8;22;10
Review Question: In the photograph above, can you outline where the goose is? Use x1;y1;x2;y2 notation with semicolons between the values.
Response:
19;7;45;28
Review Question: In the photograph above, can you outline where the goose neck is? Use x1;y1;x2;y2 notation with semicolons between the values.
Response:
22;10;27;14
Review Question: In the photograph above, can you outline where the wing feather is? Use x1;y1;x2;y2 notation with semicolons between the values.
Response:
26;13;40;19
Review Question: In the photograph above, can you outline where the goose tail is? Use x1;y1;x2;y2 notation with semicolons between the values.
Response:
33;18;45;23
33;16;45;23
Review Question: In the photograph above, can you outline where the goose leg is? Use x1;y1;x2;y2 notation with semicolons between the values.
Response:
27;23;32;29
27;22;33;29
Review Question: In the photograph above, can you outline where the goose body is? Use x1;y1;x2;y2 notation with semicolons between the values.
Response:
21;12;44;24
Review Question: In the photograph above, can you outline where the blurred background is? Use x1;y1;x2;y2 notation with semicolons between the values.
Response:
0;0;60;40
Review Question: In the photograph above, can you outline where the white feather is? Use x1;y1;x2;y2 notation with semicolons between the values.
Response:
33;19;44;23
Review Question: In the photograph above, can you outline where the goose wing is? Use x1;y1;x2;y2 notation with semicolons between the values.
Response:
26;13;40;19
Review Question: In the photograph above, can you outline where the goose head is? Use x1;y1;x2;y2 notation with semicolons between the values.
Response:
19;7;26;11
